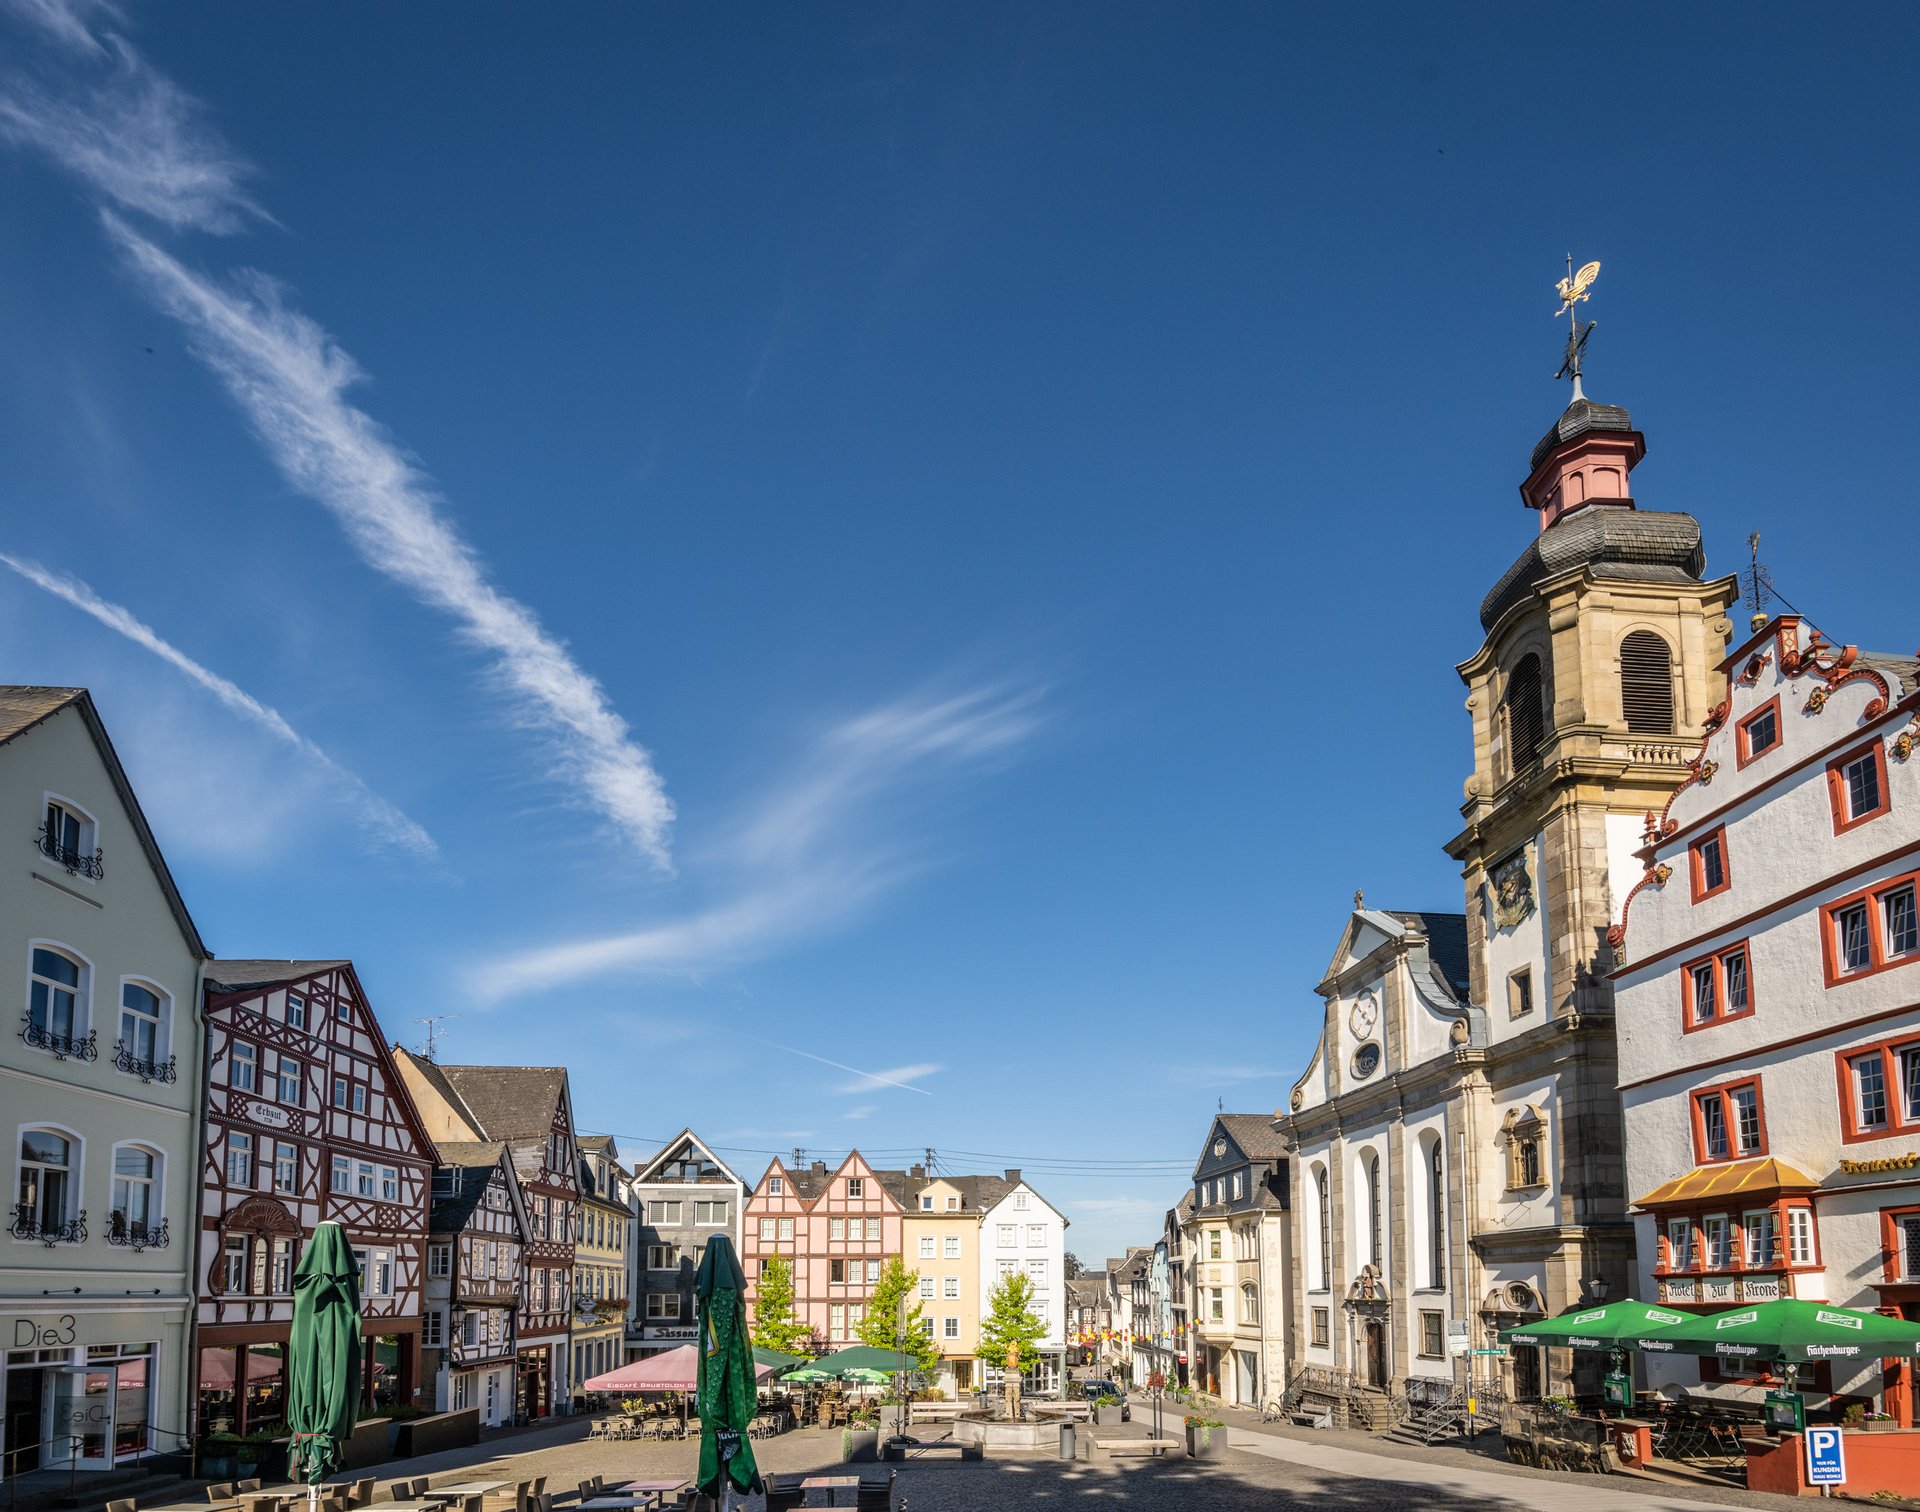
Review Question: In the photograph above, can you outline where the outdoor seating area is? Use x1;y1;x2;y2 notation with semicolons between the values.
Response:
1498;1294;1920;1492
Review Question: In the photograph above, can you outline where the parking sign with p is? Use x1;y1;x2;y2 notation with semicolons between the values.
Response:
1804;1425;1846;1487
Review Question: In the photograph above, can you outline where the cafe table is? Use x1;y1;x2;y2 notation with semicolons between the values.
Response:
612;1481;689;1505
799;1474;861;1507
421;1482;512;1502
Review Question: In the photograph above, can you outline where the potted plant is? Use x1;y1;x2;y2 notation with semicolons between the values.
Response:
1092;1392;1125;1428
1185;1414;1227;1460
842;1423;878;1463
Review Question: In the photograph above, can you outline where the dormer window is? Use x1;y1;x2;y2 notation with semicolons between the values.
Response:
921;1195;933;1211
37;797;102;880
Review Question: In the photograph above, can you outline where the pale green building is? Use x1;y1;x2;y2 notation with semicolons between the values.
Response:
1;688;208;1481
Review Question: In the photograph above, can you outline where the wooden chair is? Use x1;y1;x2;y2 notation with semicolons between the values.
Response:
208;1486;238;1505
237;1481;264;1495
106;1500;138;1512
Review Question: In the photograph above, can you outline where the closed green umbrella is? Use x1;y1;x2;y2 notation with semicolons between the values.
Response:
286;1221;362;1507
1627;1299;1920;1364
1501;1299;1694;1351
694;1236;761;1505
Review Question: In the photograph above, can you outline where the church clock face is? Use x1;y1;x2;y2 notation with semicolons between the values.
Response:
1349;992;1378;1039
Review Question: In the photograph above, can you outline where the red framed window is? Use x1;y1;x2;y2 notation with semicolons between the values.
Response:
1682;941;1754;1030
1736;697;1782;767
1690;826;1732;902
1883;1206;1920;1283
1821;870;1920;986
1838;1032;1920;1142
1691;1076;1768;1163
1828;741;1892;833
1656;1200;1817;1275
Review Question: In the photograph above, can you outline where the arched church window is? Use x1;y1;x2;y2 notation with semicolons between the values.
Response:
1620;630;1675;734
1503;655;1546;772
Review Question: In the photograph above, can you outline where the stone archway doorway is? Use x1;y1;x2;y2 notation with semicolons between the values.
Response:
1364;1321;1388;1390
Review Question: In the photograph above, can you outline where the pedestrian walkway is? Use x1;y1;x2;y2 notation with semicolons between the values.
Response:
1228;1426;1748;1512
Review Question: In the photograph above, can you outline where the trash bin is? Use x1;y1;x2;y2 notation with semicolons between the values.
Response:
1059;1422;1076;1459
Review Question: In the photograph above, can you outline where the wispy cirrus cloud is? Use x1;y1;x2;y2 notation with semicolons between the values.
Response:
0;3;677;868
471;681;1043;999
750;1042;937;1096
1;550;437;860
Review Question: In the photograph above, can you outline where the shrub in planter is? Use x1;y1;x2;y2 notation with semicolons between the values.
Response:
1185;1415;1227;1461
1092;1396;1125;1427
842;1426;878;1463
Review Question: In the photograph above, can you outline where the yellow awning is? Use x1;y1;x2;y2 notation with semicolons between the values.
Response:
1633;1157;1821;1210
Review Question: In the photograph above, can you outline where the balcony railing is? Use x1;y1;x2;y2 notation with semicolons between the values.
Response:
113;1040;178;1084
21;1013;97;1062
11;1204;86;1247
36;821;104;880
106;1211;169;1251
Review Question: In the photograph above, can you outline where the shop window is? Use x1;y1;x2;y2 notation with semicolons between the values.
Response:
1682;942;1754;1029
1828;742;1891;833
1689;827;1731;902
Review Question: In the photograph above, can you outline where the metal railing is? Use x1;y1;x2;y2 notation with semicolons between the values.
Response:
35;821;104;879
2;1433;82;1511
105;1211;170;1251
111;1039;178;1084
18;1013;96;1062
3;1422;198;1511
7;1204;86;1246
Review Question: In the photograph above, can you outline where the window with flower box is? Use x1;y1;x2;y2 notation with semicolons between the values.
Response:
1682;943;1753;1030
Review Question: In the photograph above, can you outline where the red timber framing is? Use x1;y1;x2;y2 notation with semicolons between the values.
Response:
195;961;434;1437
741;1151;904;1352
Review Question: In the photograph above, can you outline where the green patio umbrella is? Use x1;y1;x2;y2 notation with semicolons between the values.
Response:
800;1344;918;1378
694;1236;762;1505
1501;1299;1695;1351
752;1345;806;1373
286;1221;362;1508
1626;1299;1920;1364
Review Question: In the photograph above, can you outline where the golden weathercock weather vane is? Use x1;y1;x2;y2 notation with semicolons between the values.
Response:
1554;255;1601;401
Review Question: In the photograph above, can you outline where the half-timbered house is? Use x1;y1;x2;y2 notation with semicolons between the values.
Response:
425;1141;527;1428
393;1055;579;1420
742;1152;903;1352
196;961;434;1440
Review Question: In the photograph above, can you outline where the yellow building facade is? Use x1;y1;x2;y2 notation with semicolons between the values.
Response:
903;1175;984;1395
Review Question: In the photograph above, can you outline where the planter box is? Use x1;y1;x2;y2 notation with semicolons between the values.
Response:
394;1408;480;1458
843;1429;878;1463
339;1417;395;1471
1186;1426;1227;1460
1093;1405;1124;1428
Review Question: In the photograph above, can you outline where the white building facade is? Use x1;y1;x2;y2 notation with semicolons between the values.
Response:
977;1176;1066;1396
1614;615;1920;1413
1181;1116;1289;1409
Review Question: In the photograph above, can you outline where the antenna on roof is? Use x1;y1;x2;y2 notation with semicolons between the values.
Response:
1744;532;1776;632
791;1146;806;1169
414;1014;454;1061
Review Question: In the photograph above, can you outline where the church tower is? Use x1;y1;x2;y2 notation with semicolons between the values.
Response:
1442;291;1739;1355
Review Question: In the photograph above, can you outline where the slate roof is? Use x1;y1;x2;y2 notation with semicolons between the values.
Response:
900;1173;1009;1213
1528;397;1639;473
429;1140;510;1234
426;1064;567;1144
1480;507;1707;632
784;1163;832;1202
207;959;352;993
1215;1113;1289;1162
1384;911;1471;998
578;1134;615;1152
0;686;83;743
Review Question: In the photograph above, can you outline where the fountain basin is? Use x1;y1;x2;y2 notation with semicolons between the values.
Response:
952;1413;1058;1452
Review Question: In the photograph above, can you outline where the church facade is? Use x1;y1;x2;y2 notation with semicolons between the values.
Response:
1274;388;1739;1417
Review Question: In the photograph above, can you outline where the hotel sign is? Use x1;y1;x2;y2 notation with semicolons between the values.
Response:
1659;1275;1785;1305
1838;1153;1920;1176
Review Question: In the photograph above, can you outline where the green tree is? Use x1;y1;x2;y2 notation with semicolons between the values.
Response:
856;1256;941;1372
976;1272;1048;1374
1063;1252;1084;1280
749;1254;811;1355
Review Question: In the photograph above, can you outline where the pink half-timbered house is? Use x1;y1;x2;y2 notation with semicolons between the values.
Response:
195;961;433;1440
394;1054;579;1420
425;1141;528;1428
742;1152;904;1351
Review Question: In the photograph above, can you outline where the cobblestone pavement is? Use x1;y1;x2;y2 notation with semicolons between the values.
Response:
219;1411;1818;1512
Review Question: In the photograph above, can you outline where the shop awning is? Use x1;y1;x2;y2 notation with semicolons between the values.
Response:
1632;1157;1820;1211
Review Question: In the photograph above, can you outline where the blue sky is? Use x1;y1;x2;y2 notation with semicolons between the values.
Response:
3;1;1916;1264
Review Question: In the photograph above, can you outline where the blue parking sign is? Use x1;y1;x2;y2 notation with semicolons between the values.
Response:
1805;1425;1847;1486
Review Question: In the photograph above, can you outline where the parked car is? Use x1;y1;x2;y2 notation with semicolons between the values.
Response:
1077;1380;1130;1420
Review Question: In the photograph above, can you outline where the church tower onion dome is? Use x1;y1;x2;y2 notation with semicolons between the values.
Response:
1478;394;1706;633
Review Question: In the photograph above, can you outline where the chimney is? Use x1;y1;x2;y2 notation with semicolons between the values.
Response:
909;1164;925;1179
811;1161;828;1176
1004;1168;1021;1184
